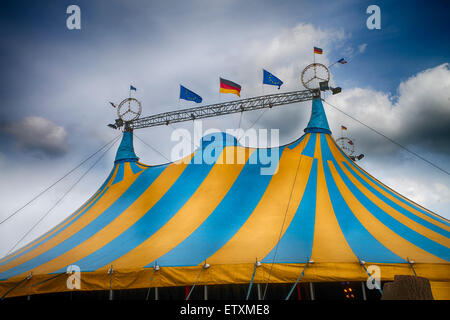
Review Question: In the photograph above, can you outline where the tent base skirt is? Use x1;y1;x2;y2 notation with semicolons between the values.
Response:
1;262;449;299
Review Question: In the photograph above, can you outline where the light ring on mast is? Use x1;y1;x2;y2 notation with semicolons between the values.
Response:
301;63;330;90
118;98;142;122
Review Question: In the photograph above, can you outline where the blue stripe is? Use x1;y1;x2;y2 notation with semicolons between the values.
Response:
151;148;283;267
320;136;404;262
129;162;143;175
0;166;118;267
262;159;317;263
342;162;450;238
332;159;450;261
332;139;450;227
63;145;229;272
301;133;316;157
112;163;125;185
0;165;167;280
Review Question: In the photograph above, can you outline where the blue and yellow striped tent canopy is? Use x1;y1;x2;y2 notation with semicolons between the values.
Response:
0;99;449;298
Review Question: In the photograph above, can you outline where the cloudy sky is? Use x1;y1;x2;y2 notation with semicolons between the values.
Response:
0;0;449;257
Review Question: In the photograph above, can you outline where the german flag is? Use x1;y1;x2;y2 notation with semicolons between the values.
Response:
314;47;323;54
220;77;241;97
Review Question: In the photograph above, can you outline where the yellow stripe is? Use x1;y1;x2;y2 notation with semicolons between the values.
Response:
311;158;358;262
207;137;313;264
326;135;450;232
103;147;252;270
123;162;134;180
220;88;240;96
0;165;120;266
313;133;322;159
327;160;446;263
0;165;141;274
337;160;450;248
24;157;193;276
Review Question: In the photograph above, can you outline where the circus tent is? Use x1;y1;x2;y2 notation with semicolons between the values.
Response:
0;98;449;299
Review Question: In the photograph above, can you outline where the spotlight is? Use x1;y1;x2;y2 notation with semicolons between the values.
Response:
319;81;329;91
331;87;342;95
115;118;124;127
107;124;117;129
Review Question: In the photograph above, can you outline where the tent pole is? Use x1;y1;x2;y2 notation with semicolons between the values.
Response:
145;268;157;300
285;260;309;300
155;287;159;300
407;258;417;276
309;282;315;300
204;285;208;300
186;263;209;301
257;283;262;300
361;281;367;301
359;260;383;295
245;261;259;300
108;265;114;301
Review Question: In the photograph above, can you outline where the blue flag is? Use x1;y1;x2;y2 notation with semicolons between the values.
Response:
263;69;283;89
180;85;202;103
130;85;137;91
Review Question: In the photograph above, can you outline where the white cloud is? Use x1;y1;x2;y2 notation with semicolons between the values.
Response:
358;43;367;53
327;63;450;154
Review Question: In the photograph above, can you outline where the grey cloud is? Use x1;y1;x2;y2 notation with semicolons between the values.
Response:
4;116;68;157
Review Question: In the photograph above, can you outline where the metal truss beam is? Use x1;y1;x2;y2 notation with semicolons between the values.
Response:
129;89;319;130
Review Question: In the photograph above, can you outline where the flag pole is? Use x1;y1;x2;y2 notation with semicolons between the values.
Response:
313;45;315;65
218;77;221;104
128;85;132;110
313;46;317;78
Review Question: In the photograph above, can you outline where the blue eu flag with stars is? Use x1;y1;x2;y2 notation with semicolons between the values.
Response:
180;85;202;103
263;69;283;89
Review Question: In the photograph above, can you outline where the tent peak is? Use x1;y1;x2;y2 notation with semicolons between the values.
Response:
115;131;139;163
304;98;331;134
